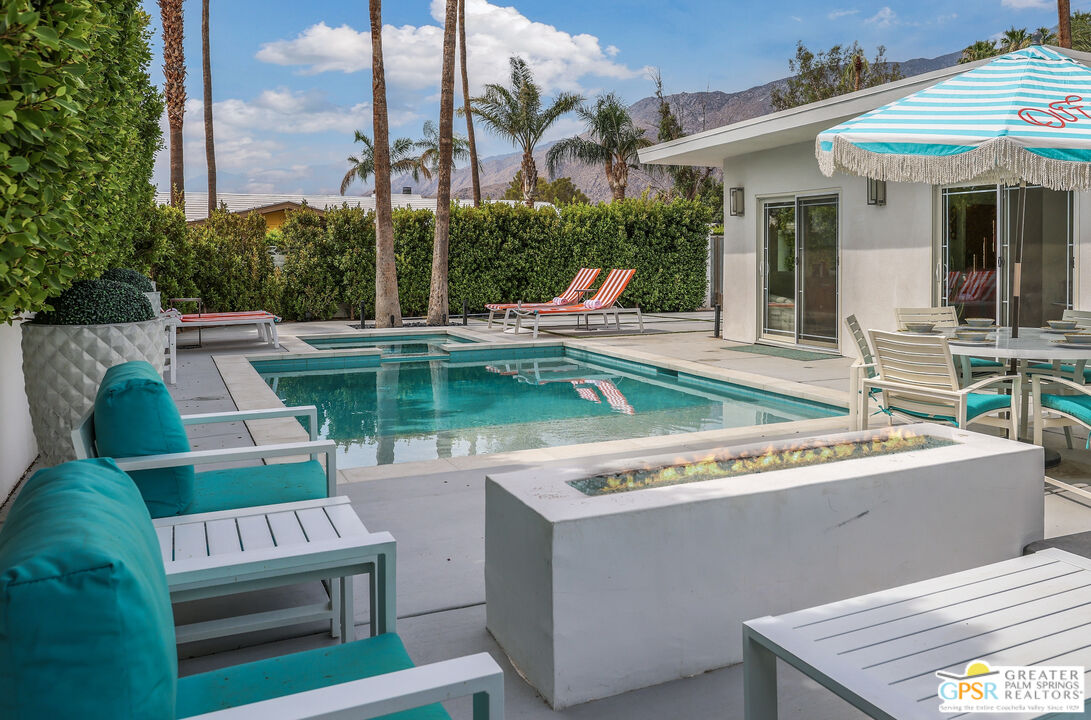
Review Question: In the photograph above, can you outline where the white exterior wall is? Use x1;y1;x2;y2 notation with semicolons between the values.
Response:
721;141;936;356
0;321;37;499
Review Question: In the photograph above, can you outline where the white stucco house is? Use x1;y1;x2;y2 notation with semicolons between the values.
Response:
641;48;1091;357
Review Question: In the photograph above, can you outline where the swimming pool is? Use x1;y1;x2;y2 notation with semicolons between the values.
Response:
302;333;475;357
254;348;843;468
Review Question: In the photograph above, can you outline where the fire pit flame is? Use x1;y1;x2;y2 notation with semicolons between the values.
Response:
570;427;954;497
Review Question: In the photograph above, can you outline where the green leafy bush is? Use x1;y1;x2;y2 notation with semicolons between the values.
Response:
149;203;197;302
153;199;711;320
32;279;154;325
101;268;154;293
0;1;163;323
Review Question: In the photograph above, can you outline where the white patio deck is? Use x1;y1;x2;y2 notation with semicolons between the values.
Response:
97;315;1091;718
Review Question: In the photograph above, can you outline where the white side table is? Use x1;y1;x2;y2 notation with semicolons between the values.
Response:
155;496;396;644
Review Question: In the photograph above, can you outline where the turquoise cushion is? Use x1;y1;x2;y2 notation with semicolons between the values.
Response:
968;357;1004;368
1030;362;1091;382
1041;393;1091;425
895;392;1011;426
93;360;194;518
177;633;449;719
0;459;176;719
188;459;328;515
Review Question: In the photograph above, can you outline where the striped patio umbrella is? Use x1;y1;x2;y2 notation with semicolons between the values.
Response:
816;45;1091;334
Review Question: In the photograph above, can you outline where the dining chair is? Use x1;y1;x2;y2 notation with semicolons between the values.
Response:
866;329;1019;435
893;306;1004;385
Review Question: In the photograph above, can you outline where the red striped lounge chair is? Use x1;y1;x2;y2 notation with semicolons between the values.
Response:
175;310;282;348
510;268;642;339
485;267;601;328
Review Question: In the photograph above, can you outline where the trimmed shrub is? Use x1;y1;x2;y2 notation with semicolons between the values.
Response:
101;268;154;293
0;2;163;322
150;203;197;302
33;279;154;325
154;198;711;320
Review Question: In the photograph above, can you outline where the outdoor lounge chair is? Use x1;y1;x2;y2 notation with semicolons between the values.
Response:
0;457;504;720
845;314;877;431
485;267;600;328
509;268;641;339
174;309;281;348
864;329;1019;434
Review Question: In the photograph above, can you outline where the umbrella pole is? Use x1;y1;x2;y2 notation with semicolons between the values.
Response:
1010;181;1026;339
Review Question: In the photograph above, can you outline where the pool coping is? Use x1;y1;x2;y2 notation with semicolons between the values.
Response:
211;334;853;479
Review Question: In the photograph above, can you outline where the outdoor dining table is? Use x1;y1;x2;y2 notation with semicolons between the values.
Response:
943;326;1091;467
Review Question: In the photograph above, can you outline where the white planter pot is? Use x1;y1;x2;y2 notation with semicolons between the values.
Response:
144;291;162;314
21;317;165;466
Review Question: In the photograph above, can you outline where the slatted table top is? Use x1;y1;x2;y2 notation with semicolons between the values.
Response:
154;496;375;584
745;549;1091;719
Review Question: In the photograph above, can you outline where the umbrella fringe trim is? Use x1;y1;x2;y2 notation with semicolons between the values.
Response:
815;135;1091;191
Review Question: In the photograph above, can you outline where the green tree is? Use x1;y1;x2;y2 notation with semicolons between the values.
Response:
0;1;163;322
159;0;185;206
1072;11;1091;52
502;172;590;205
546;92;652;201
770;42;902;111
428;0;458;325
412;120;469;182
959;39;1001;63
470;57;582;206
339;131;418;195
1001;27;1033;52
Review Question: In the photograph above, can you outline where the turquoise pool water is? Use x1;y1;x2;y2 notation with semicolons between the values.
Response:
256;349;842;468
303;333;474;356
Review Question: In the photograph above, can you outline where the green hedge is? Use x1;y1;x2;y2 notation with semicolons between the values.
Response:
153;199;711;319
1;1;163;322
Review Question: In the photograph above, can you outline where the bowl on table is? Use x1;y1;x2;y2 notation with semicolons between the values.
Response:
1048;320;1079;331
1064;332;1091;345
954;328;990;342
964;318;994;328
903;321;936;333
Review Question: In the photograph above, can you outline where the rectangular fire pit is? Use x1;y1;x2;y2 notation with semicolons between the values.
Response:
484;424;1043;709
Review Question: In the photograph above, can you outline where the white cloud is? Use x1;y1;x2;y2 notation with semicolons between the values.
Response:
1000;0;1050;7
255;0;649;95
865;6;897;27
827;9;859;19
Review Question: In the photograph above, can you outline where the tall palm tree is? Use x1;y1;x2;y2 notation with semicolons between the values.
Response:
427;0;458;326
339;131;417;194
457;0;481;206
159;0;186;207
370;0;402;328
1001;27;1032;52
201;0;217;215
1059;0;1072;48
471;57;582;207
411;121;469;182
546;93;651;202
959;40;1000;64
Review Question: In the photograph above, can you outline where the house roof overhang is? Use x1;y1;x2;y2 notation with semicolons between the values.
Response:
639;47;1091;168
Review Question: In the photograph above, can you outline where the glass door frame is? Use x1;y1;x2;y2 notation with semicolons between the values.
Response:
759;192;841;349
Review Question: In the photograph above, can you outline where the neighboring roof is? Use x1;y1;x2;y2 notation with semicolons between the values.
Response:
153;191;441;223
639;46;1091;167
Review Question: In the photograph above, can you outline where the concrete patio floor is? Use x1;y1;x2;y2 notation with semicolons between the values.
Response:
162;315;1091;719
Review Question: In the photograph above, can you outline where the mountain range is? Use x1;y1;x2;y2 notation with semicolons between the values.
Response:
389;50;962;203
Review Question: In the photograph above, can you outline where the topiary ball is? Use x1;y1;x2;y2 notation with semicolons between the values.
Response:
33;279;155;326
101;267;155;293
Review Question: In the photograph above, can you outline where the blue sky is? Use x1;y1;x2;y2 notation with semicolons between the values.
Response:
142;0;1090;195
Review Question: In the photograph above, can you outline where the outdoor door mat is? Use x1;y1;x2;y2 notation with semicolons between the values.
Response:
724;344;836;361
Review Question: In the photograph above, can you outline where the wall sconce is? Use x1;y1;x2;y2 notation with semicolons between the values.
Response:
867;178;886;206
729;187;744;216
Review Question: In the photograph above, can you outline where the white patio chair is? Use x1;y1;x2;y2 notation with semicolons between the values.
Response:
845;314;876;431
866;329;1019;435
895;305;1004;385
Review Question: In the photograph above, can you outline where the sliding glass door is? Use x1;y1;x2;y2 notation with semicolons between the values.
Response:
762;195;838;347
941;185;1071;325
